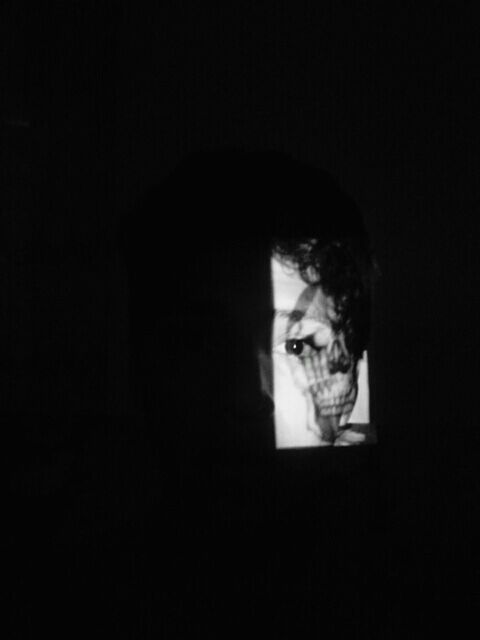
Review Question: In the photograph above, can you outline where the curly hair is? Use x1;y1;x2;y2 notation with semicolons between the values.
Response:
272;234;375;360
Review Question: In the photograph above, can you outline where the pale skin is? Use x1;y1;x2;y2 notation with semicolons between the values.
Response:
268;255;370;447
274;287;358;444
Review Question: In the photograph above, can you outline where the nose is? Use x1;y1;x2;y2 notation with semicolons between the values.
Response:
326;336;351;374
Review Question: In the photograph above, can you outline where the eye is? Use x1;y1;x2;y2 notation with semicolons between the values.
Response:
285;339;304;356
284;337;317;358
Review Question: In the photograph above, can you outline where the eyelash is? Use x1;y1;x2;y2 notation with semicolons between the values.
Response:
275;336;320;357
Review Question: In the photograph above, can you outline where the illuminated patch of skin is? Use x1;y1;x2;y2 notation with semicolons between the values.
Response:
276;285;359;445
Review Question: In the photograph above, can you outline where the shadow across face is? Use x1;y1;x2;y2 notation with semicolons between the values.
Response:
120;147;372;461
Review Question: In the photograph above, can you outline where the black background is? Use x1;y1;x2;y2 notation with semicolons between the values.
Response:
4;2;478;635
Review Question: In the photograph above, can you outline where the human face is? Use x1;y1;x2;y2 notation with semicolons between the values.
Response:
268;254;360;448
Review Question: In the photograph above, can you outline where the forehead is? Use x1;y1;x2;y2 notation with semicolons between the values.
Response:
271;255;333;317
271;255;308;310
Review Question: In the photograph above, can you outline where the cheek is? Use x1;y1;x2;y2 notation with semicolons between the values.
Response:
288;350;356;398
258;349;274;400
289;353;321;392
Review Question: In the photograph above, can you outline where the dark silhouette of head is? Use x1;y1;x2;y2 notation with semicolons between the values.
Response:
119;146;377;456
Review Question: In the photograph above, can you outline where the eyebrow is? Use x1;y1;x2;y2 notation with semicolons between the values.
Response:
274;309;331;324
274;310;303;321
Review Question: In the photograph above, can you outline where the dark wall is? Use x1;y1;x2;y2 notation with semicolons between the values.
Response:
3;2;477;433
5;3;477;634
